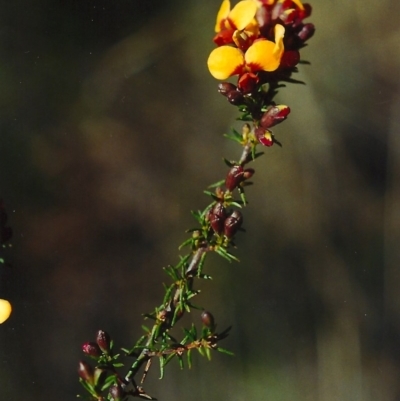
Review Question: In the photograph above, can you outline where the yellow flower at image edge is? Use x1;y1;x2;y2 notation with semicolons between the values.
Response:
0;299;12;324
215;0;258;32
208;24;285;80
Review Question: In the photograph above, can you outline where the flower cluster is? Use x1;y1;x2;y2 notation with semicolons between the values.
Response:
207;0;314;146
0;200;12;324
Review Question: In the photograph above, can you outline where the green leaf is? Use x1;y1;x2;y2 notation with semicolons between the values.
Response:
178;238;193;250
223;158;236;167
204;346;212;361
208;179;225;189
196;252;207;277
190;210;202;223
100;374;117;391
239;191;247;205
162;283;176;305
197;347;205;357
253;151;264;160
187;349;192;369
78;379;97;397
159;356;165;379
112;362;124;368
280;77;305;85
178;355;184;370
203;190;219;201
216;347;234;356
215;247;240;262
176;254;191;270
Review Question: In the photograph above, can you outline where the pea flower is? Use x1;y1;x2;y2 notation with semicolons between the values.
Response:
214;0;259;47
207;24;285;80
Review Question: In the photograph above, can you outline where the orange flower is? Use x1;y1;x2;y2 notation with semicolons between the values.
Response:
208;24;285;80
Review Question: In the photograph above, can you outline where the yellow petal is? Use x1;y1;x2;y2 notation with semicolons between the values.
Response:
228;0;258;30
215;0;231;32
208;46;245;79
0;299;12;324
245;40;278;72
244;18;260;38
273;24;285;58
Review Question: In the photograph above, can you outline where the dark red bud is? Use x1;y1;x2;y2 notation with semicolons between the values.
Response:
243;168;255;180
227;90;244;105
280;50;300;68
225;165;244;191
82;342;102;358
237;72;259;94
201;311;215;329
297;23;315;42
255;127;273;147
260;105;290;129
218;82;237;97
78;361;94;385
96;330;111;354
301;3;312;18
109;384;123;401
224;210;243;238
209;203;227;235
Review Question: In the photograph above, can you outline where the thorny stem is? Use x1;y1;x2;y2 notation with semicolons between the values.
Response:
121;143;253;393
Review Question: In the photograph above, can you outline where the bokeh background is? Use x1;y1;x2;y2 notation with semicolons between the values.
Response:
1;0;400;400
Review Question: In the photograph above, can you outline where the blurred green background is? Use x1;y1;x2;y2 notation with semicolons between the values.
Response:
1;0;400;399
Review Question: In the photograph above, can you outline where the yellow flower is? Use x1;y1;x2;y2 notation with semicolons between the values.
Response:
0;299;12;324
215;0;258;33
208;24;285;80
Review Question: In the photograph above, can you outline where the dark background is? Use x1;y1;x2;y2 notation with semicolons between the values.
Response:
1;0;400;400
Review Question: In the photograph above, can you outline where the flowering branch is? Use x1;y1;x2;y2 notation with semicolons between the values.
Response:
77;1;315;400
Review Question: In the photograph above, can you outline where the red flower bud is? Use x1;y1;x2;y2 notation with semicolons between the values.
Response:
243;168;255;180
255;127;273;147
280;50;300;68
109;384;124;401
78;361;94;385
237;72;259;94
227;90;244;105
201;310;215;330
225;165;244;191
260;105;290;129
82;342;101;358
218;82;237;97
96;330;111;354
224;210;243;238
297;23;315;42
209;203;227;235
